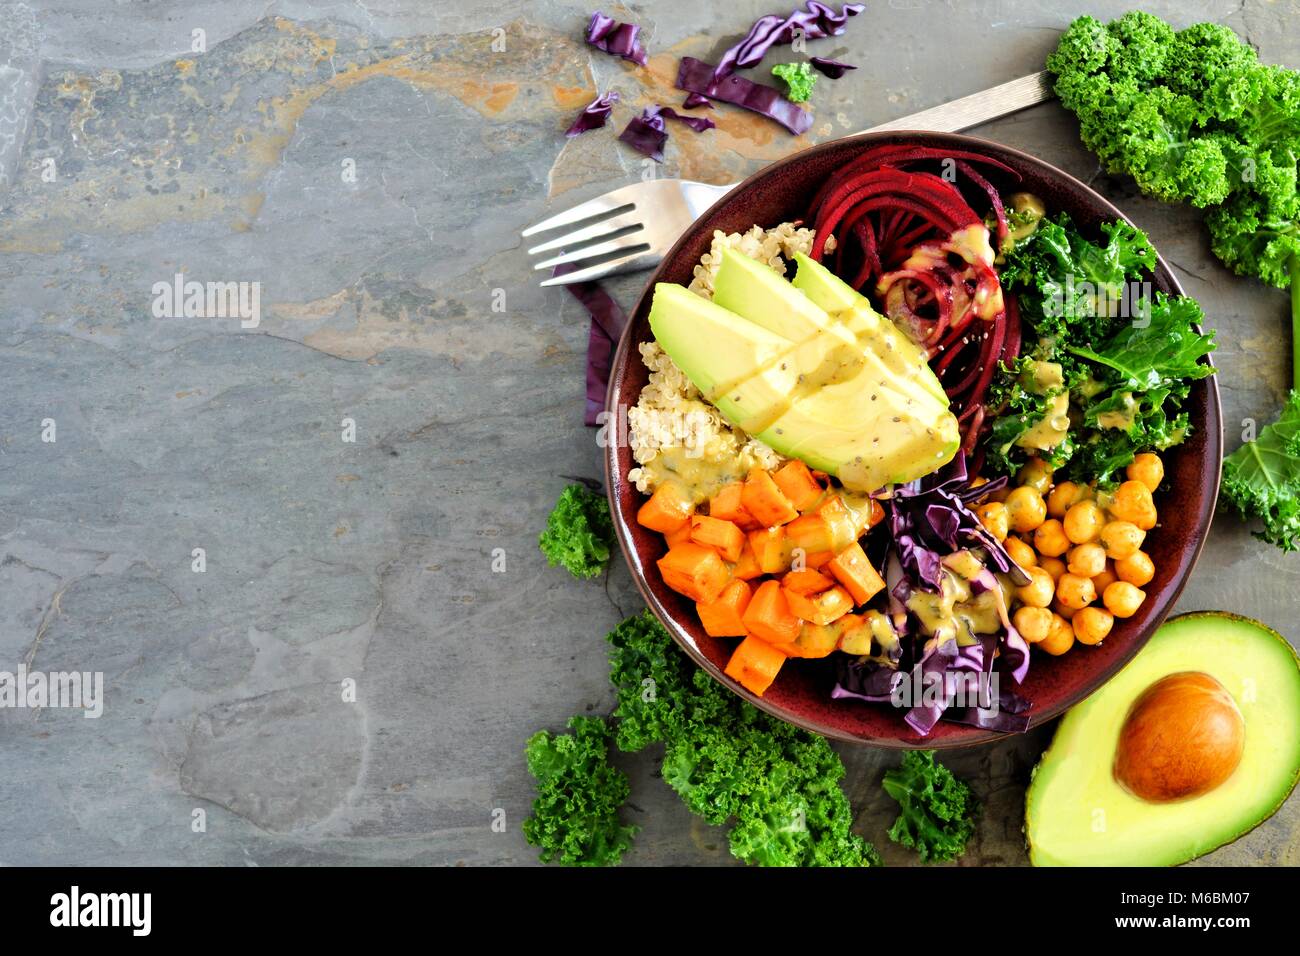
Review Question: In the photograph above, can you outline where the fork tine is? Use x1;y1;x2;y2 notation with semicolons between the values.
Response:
539;250;655;287
526;211;643;255
532;234;650;271
520;183;640;237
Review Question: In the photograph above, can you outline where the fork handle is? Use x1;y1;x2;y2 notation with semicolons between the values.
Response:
863;71;1055;134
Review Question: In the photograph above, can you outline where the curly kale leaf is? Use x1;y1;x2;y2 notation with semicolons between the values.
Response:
882;750;978;864
991;214;1213;484
522;716;637;866
607;610;881;867
1221;390;1300;551
1068;293;1216;392
538;483;614;579
1048;12;1300;294
606;609;698;752
771;62;817;102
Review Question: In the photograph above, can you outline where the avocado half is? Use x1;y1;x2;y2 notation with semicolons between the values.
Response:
1025;611;1300;866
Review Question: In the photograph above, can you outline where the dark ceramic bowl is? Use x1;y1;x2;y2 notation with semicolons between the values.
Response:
605;131;1222;748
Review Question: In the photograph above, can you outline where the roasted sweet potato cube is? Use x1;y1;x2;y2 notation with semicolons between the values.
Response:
741;579;802;645
637;482;694;533
724;636;786;696
741;467;799;527
708;481;760;531
782;584;853;626
827;542;886;605
772;459;824;511
781;568;835;595
746;527;790;575
689;514;744;563
696;579;752;637
785;514;835;555
657;542;730;603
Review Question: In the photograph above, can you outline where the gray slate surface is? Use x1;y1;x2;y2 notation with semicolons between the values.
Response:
0;0;1296;866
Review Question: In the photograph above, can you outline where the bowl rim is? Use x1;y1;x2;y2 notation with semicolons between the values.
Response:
603;129;1223;748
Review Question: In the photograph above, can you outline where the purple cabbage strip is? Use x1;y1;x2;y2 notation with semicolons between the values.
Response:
565;90;620;137
585;12;648;66
655;105;717;132
832;453;1037;736
710;2;865;82
682;93;713;109
809;56;856;79
618;111;668;162
553;265;628;426
677;56;812;135
618;105;716;162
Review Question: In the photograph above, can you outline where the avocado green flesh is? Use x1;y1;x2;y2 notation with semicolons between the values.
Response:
791;251;948;404
716;249;941;411
647;284;798;433
708;249;958;488
1025;612;1300;867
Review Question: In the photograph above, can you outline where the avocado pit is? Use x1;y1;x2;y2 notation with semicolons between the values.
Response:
1113;671;1245;803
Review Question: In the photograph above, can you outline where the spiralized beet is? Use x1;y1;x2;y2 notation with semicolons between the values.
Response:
805;143;1023;447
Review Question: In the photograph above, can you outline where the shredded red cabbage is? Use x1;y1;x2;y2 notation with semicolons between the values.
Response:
710;2;864;82
674;3;862;129
565;90;620;137
618;111;668;162
655;105;717;132
831;454;1033;735
809;56;856;78
618;105;716;162
553;266;628;426
585;12;648;66
676;56;812;135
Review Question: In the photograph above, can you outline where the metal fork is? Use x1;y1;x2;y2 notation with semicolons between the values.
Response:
523;71;1054;287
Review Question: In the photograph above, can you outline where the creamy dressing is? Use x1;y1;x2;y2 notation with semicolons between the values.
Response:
640;447;751;504
1017;361;1072;451
1095;391;1138;431
906;552;1004;648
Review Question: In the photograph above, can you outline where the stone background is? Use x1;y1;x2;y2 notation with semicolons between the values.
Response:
0;0;1295;865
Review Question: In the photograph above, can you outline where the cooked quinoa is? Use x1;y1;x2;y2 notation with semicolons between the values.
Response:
686;221;833;299
628;222;830;500
627;342;783;499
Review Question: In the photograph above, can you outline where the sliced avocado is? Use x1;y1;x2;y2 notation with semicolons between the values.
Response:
650;254;959;491
1025;611;1300;867
647;283;797;433
760;386;960;486
713;247;859;346
715;248;948;413
791;252;947;404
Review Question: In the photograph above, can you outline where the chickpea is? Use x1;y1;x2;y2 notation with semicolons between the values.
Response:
1038;613;1076;655
1017;566;1055;608
1067;542;1107;578
1005;486;1048;533
1103;581;1146;618
1056;572;1097;611
1039;555;1067;582
1063;500;1105;544
1127;453;1164;493
1092;562;1118;593
1047;481;1089;518
1109;480;1157;531
1034;519;1070;557
1073;606;1114;645
1013;605;1053;644
1017;457;1054;495
1099;520;1145;560
1115;549;1155;587
974;501;1009;542
1053;599;1078;620
1004;535;1037;570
